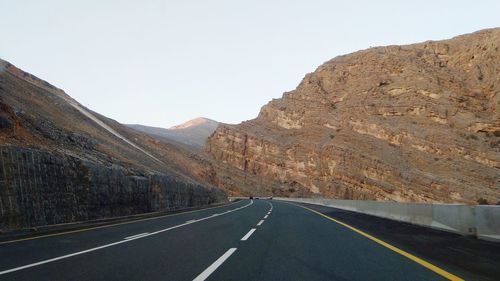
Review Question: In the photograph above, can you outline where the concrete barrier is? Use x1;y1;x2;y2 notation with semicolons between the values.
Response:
475;206;500;242
274;197;499;242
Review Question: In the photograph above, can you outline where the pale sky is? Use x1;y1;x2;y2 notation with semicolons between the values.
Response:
1;1;499;127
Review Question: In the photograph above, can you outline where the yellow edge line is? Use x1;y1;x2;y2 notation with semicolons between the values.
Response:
290;202;464;281
0;200;243;245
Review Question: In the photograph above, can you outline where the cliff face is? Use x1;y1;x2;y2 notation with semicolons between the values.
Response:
0;59;226;231
206;28;500;203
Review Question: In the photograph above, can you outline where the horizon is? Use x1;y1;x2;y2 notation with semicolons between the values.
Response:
1;1;499;128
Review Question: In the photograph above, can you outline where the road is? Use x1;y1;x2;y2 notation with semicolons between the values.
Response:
0;199;472;280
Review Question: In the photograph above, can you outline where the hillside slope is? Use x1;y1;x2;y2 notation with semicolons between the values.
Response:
128;117;218;150
0;59;225;230
206;28;500;203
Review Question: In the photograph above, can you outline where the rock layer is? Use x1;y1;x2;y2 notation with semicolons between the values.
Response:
206;28;500;203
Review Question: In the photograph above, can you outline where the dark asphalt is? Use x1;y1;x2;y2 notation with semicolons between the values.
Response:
294;201;500;281
0;199;488;281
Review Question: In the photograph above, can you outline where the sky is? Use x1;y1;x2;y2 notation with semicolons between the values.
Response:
1;1;499;128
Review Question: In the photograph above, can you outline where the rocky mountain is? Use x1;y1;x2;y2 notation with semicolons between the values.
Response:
0;59;225;231
128;117;218;150
205;28;500;204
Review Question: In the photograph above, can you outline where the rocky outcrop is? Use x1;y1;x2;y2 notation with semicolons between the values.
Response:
206;28;500;203
0;58;227;231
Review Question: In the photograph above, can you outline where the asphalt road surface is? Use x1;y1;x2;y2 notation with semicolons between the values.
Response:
0;199;492;281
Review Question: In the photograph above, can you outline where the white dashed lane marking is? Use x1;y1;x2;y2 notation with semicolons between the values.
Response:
241;229;256;241
192;248;237;281
124;233;149;240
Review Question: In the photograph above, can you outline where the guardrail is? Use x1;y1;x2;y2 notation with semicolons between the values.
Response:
235;197;499;242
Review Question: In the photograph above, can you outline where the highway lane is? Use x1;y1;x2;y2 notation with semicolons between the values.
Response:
208;200;452;281
293;201;500;281
0;199;463;281
0;200;252;271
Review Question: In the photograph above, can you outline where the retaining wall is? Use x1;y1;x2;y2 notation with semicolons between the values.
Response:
475;206;500;242
0;146;226;231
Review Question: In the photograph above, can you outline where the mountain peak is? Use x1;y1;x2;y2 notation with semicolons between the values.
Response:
129;117;219;150
169;117;217;130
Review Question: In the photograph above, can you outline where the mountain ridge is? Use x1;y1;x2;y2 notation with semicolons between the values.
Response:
169;117;218;130
127;117;219;150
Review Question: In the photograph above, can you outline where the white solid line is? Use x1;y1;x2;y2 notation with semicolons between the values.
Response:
264;215;268;219
192;248;237;281
0;200;253;276
124;232;149;240
241;228;256;241
257;220;264;226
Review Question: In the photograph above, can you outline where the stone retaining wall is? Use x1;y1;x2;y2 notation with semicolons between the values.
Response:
0;146;226;231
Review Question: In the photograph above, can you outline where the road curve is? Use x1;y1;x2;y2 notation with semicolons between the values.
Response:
0;199;466;281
